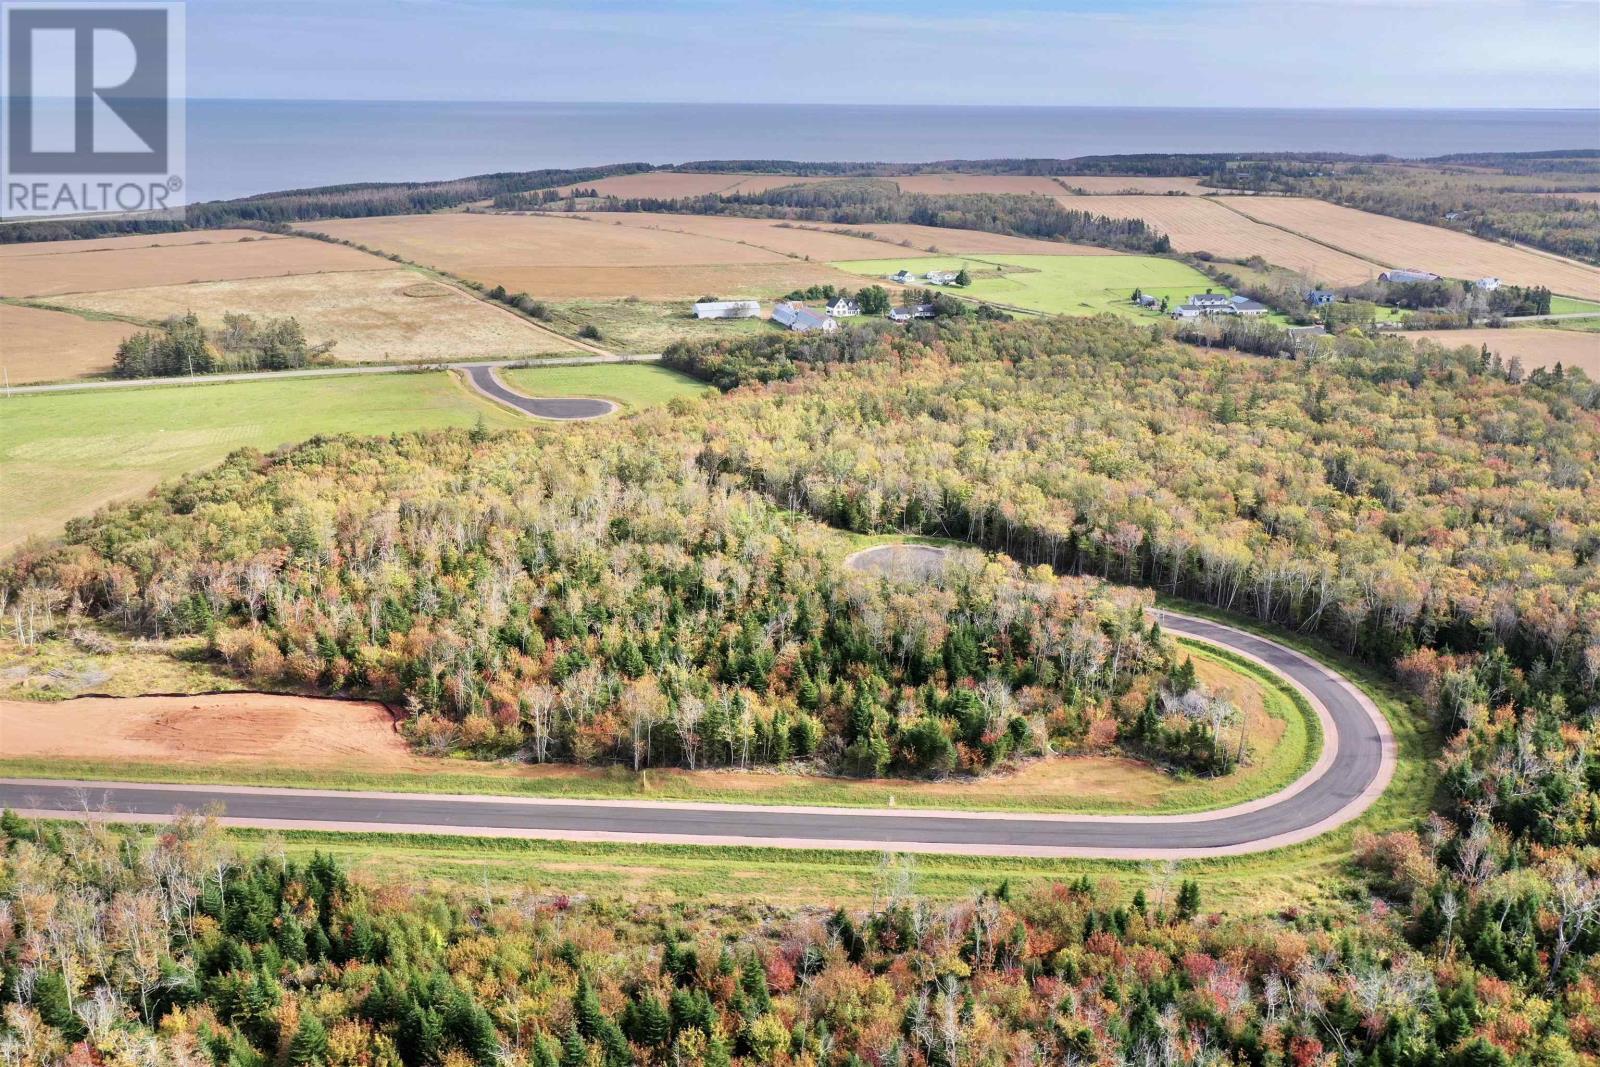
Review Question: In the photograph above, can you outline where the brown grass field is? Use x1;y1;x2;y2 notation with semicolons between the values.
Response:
0;303;142;383
1408;327;1600;376
0;228;267;259
310;213;873;298
1073;195;1386;285
891;175;1072;196
837;222;1118;256
51;269;580;364
1218;196;1600;300
1058;176;1213;195
1;231;385;297
571;211;942;260
552;172;842;198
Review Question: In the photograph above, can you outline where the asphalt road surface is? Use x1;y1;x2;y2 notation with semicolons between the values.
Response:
461;365;616;419
0;613;1393;859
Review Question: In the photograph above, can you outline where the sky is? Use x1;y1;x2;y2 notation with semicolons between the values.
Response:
186;0;1600;109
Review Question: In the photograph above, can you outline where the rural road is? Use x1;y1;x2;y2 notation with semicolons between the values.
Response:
1;353;661;397
460;364;617;419
0;613;1395;859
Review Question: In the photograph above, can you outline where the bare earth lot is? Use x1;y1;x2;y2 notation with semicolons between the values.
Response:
310;212;871;298
52;269;579;364
0;303;141;383
0;693;411;768
1408;327;1600;375
1218;196;1600;300
1075;195;1385;285
1;231;384;297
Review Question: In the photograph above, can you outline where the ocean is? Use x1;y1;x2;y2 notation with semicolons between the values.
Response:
187;100;1600;203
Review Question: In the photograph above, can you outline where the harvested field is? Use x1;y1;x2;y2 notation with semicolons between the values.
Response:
0;303;140;383
1;231;384;297
1073;195;1385;285
1406;327;1600;376
308;213;867;298
573;211;923;260
0;693;411;767
838;222;1115;256
891;175;1072;196
1217;196;1600;300
553;172;841;198
0;228;267;258
1058;176;1213;195
53;269;579;363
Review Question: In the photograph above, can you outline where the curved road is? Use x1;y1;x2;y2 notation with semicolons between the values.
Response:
0;613;1394;859
461;364;616;420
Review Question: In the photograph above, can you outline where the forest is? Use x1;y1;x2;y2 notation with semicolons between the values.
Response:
1;808;1594;1067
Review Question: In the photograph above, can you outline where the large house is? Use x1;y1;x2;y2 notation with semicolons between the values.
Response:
1380;269;1441;284
1305;289;1336;307
771;301;838;333
1169;292;1266;319
693;299;761;320
888;303;936;323
825;295;861;317
925;270;958;286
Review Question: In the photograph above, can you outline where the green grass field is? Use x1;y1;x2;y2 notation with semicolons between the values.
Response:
542;299;774;354
1548;295;1600;316
0;371;526;547
502;362;711;407
831;254;1223;319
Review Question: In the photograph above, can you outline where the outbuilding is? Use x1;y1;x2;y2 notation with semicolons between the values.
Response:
693;300;761;319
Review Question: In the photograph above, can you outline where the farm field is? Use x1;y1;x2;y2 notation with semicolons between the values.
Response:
0;371;524;548
501;362;710;406
1057;175;1213;194
571;211;920;260
1407;327;1600;376
0;302;142;383
1073;195;1386;285
1217;195;1600;300
552;172;841;198
890;174;1071;195
542;298;773;353
49;268;580;364
838;221;1115;255
832;253;1219;317
0;230;383;297
309;212;868;299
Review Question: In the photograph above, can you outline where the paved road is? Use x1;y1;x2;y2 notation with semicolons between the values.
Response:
460;365;616;420
0;613;1394;859
2;354;661;397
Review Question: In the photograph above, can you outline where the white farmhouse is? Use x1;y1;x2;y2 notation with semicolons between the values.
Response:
925;270;958;286
825;295;861;317
1473;277;1501;291
890;269;919;285
693;300;761;319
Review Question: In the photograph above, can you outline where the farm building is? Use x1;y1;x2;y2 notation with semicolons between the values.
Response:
771;301;838;333
925;270;958;286
1286;325;1327;348
1305;289;1336;307
1169;293;1267;319
826;295;861;317
888;303;937;323
890;269;919;284
1134;293;1159;308
693;299;761;319
1229;296;1269;316
1474;277;1501;291
1380;269;1441;284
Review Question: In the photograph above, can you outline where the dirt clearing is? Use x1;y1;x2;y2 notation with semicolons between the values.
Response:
1218;196;1600;300
1075;195;1384;285
0;303;141;383
2;231;386;298
51;269;579;363
0;693;411;768
1406;327;1600;375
